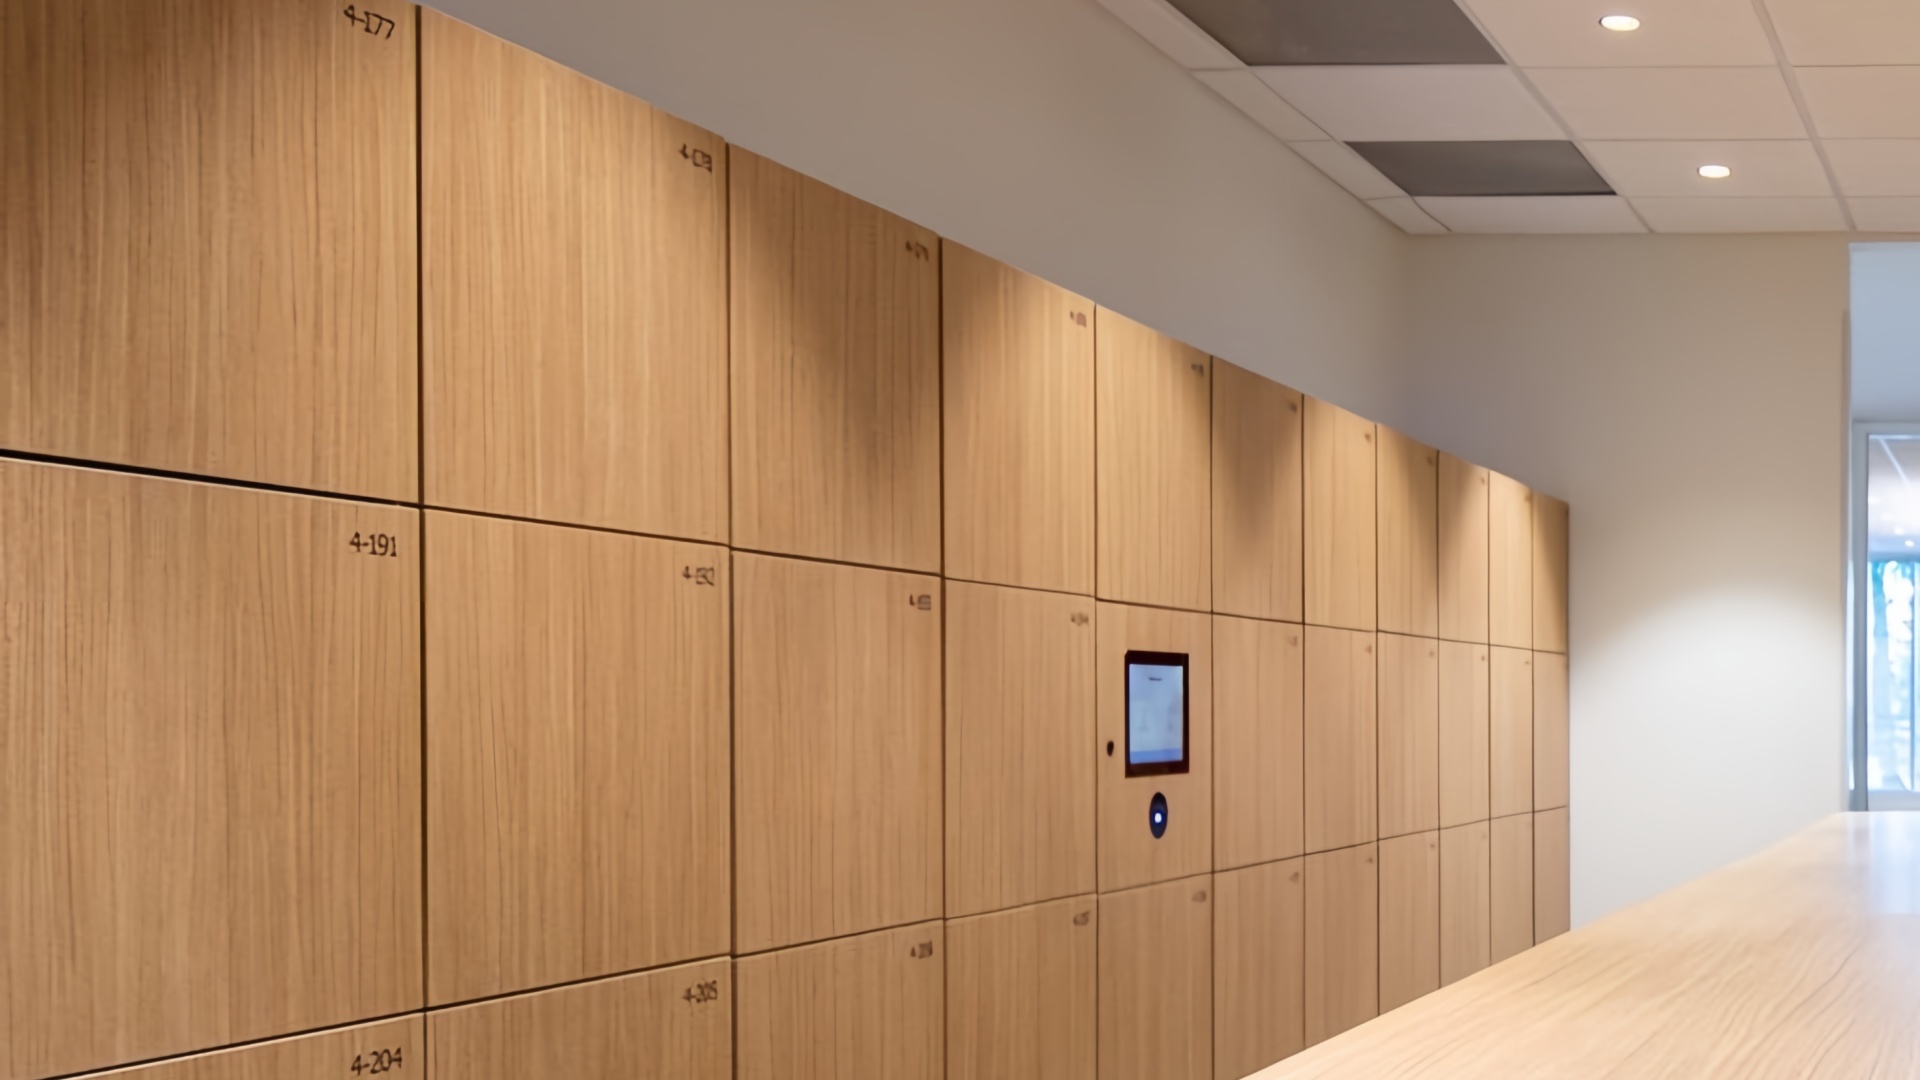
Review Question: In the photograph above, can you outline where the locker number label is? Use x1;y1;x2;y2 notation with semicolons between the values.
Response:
908;593;933;611
348;1048;402;1076
342;5;397;39
349;532;401;558
683;566;717;586
680;144;715;172
683;979;721;1005
903;239;931;261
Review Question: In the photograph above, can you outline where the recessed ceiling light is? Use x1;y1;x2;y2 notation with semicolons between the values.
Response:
1600;15;1641;31
1698;164;1733;179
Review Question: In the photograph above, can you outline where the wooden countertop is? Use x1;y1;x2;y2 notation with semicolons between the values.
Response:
1254;813;1920;1079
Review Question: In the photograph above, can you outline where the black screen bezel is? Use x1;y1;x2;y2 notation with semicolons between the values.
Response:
1124;650;1190;778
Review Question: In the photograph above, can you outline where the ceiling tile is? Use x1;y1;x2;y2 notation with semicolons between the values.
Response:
1851;198;1920;232
1165;0;1501;65
1582;141;1832;197
1460;0;1775;67
1415;195;1647;233
1193;69;1327;140
1091;0;1243;69
1825;141;1920;197
1797;68;1920;139
1255;65;1565;141
1369;197;1451;234
1527;67;1806;140
1762;0;1920;66
1631;196;1847;232
1350;141;1611;196
1289;141;1405;199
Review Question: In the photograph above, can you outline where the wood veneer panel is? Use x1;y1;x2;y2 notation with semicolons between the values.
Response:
1;462;421;1080
943;242;1095;595
1438;641;1491;829
1;0;417;499
1377;428;1439;638
422;11;726;538
733;554;943;953
1535;808;1570;944
730;148;940;570
1097;603;1214;892
736;922;945;1080
1379;832;1441;1013
946;581;1096;918
1212;359;1304;622
1095;308;1211;612
1534;651;1569;812
425;512;730;1004
946;897;1098;1080
1213;859;1306;1079
1378;634;1440;840
75;1018;422;1080
1491;814;1534;964
1304;400;1377;631
1305;627;1377;853
1533;493;1569;654
1439;821;1491;987
1213;616;1305;871
1437;455;1489;645
1490;647;1534;820
1305;844;1379;1046
1488;473;1532;650
1099;877;1214;1080
430;961;732;1080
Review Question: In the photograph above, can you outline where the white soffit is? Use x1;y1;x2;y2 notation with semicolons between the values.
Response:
1368;196;1450;234
1632;196;1848;233
1851;199;1920;233
1461;0;1775;67
1253;65;1563;142
1824;141;1920;198
1289;141;1405;199
1763;0;1920;67
1416;195;1647;233
1527;67;1807;141
1796;68;1920;139
1582;141;1831;198
1193;68;1327;141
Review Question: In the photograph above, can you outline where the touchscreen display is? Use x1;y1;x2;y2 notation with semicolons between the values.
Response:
1125;651;1189;776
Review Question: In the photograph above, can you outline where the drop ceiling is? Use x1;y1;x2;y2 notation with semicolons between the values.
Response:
1094;0;1920;234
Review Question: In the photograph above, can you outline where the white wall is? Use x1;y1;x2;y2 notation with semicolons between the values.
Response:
1403;235;1850;924
1851;243;1920;422
424;0;1416;423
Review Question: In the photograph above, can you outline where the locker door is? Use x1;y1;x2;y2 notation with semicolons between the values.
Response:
946;582;1097;918
422;11;727;539
733;555;943;953
1491;815;1536;964
1213;859;1306;1079
1099;878;1214;1080
1439;641;1491;829
425;513;731;1004
44;1018;422;1080
943;242;1095;595
1379;634;1440;840
1213;359;1305;622
2;0;417;499
730;148;941;571
1379;832;1441;1012
1305;400;1377;632
946;898;1098;1080
1095;308;1212;612
1488;473;1533;649
1536;808;1571;943
1305;627;1377;853
1;462;421;1080
1535;652;1570;812
1377;427;1439;638
1534;493;1570;653
737;923;946;1080
1305;844;1379;1045
432;960;733;1080
1213;616;1306;871
1440;822;1492;986
1490;648;1534;820
1438;455;1490;644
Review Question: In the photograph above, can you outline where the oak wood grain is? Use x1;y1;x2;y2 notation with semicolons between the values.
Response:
1376;428;1438;638
1436;456;1489;645
1100;877;1214;1080
1212;359;1304;622
1214;859;1306;1080
1304;844;1378;1046
946;897;1098;1080
1535;808;1570;944
736;922;946;1080
1490;814;1534;964
1378;634;1440;840
1533;493;1569;654
1379;832;1441;1012
78;1018;422;1080
1490;648;1533;820
1213;616;1306;871
1533;651;1569;812
1438;822;1491;987
1488;473;1532;650
1438;641;1490;829
1304;401;1377;631
1304;628;1377;853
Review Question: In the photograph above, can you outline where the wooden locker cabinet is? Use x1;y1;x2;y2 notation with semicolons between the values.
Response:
943;242;1095;595
0;462;421;1080
946;897;1098;1080
730;148;941;571
1;0;418;500
1212;359;1305;622
1305;843;1379;1046
422;11;727;540
737;922;946;1080
1377;427;1439;638
1099;877;1214;1080
55;1018;422;1080
1439;821;1492;987
1378;634;1440;840
946;582;1097;918
1438;641;1491;829
1305;627;1377;853
1213;616;1306;871
1491;814;1535;964
425;512;731;1005
733;554;943;953
431;959;733;1080
1097;603;1214;892
1095;308;1212;612
1379;832;1441;1013
1534;492;1570;653
1488;472;1533;649
1490;647;1534;819
1437;455;1489;645
1304;399;1377;632
1535;807;1571;943
1535;651;1570;811
1213;859;1306;1080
